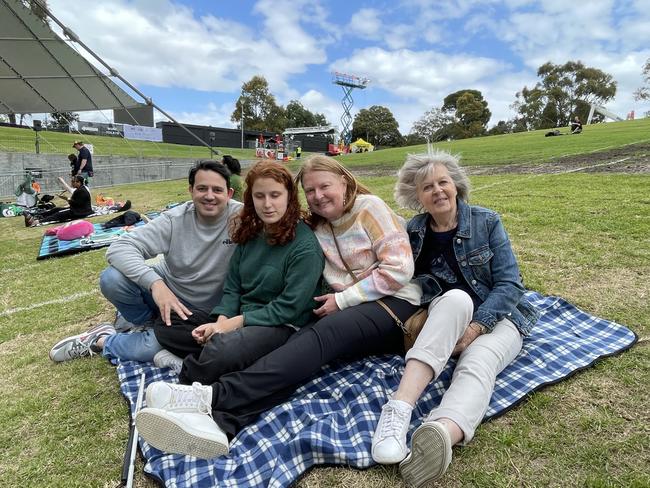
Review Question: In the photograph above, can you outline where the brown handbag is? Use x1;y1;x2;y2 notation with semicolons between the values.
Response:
328;224;428;351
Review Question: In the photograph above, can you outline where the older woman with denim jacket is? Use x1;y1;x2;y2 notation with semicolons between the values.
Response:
371;150;539;487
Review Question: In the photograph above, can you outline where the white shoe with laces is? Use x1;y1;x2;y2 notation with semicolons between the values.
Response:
145;381;213;414
371;399;413;464
135;407;229;459
137;381;229;459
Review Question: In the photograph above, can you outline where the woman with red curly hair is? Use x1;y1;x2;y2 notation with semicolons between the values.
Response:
142;161;324;454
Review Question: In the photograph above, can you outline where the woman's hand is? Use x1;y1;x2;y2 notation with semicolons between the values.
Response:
313;294;340;318
191;315;244;345
192;322;218;345
452;321;485;356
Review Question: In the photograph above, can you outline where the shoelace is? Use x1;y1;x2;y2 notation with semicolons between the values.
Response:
378;403;410;439
66;340;93;359
168;383;213;416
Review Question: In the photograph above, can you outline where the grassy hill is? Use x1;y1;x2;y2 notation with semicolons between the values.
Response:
0;125;256;160
337;117;650;168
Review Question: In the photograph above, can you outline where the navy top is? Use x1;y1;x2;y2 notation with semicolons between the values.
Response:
77;146;93;173
414;224;482;311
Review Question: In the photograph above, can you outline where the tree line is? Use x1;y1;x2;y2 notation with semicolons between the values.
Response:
229;58;647;148
4;58;649;146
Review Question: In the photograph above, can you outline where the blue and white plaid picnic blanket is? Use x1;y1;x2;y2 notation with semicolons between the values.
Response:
115;292;637;488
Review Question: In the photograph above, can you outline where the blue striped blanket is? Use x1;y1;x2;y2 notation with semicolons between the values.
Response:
115;292;637;487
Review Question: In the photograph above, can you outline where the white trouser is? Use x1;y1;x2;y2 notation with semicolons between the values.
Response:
405;289;523;443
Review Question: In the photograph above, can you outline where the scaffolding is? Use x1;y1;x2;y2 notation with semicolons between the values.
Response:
332;72;369;145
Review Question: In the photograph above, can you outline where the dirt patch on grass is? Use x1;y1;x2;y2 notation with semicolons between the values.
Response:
353;142;650;177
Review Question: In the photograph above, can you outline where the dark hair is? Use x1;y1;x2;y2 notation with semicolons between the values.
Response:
231;160;302;246
68;154;77;163
189;160;231;188
222;155;241;175
72;175;85;184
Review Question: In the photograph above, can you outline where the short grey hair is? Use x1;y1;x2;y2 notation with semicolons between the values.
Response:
394;150;471;210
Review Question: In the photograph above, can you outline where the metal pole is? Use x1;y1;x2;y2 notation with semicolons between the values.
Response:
240;105;244;149
37;3;219;156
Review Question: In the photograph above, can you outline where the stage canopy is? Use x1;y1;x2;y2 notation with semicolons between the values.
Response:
0;0;141;115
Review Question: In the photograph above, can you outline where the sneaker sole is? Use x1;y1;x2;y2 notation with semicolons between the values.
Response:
399;423;451;488
136;409;228;459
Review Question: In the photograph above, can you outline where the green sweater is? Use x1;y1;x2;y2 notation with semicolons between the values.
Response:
211;221;324;328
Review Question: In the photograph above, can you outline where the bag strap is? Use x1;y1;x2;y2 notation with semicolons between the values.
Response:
329;223;359;283
329;224;405;330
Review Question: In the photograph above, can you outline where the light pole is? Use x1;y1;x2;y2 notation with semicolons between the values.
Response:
240;104;244;149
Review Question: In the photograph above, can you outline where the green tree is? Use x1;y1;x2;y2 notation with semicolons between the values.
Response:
231;75;286;132
351;105;404;147
285;100;328;128
441;89;491;138
634;58;650;101
48;111;79;130
513;61;617;129
410;107;456;142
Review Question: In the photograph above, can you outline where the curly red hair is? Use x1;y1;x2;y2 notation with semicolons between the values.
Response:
231;160;303;246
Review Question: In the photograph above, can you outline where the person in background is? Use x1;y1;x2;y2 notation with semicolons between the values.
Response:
68;153;79;176
222;155;243;201
72;141;94;185
371;150;539;487
135;154;421;459
570;116;583;134
24;175;92;226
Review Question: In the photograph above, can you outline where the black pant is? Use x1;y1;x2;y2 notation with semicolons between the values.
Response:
207;296;418;436
39;206;91;224
153;310;296;387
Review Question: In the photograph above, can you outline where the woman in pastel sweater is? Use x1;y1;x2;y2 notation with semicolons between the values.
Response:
136;155;421;459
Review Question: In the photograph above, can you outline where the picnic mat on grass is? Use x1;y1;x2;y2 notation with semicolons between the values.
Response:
115;291;637;488
36;211;162;260
36;220;145;260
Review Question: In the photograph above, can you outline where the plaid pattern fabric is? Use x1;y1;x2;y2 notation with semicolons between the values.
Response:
116;292;637;488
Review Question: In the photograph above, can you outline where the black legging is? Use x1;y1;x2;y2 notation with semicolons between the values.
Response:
201;296;418;436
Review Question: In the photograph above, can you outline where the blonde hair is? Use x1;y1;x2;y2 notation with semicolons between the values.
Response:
295;154;371;227
394;150;471;210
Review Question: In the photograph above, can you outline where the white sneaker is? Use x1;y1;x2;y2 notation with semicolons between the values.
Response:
153;349;183;374
145;381;212;414
399;421;453;487
371;399;413;464
135;407;229;459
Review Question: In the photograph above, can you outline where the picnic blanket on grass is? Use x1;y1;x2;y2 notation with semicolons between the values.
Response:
115;291;637;488
36;220;145;260
36;211;161;260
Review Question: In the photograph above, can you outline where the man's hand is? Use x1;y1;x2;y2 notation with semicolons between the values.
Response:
150;280;192;326
452;321;485;356
313;293;340;318
191;315;243;345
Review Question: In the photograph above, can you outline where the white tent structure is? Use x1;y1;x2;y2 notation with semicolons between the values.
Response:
0;0;141;115
0;0;215;153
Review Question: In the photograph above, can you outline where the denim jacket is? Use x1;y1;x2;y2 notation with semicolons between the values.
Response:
407;199;539;336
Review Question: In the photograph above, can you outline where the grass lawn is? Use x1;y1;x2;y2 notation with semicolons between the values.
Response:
0;153;648;486
0;125;256;160
332;117;650;168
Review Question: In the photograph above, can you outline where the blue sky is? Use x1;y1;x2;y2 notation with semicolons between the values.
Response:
46;0;650;132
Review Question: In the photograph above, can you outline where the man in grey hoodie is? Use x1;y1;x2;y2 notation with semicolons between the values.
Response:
49;160;243;363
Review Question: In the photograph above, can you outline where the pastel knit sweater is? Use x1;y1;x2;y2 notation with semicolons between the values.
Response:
314;194;421;310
